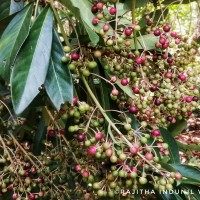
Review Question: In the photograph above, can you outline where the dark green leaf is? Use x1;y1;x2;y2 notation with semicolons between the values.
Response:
0;0;24;21
167;120;187;136
177;141;200;152
122;0;148;11
157;193;183;200
181;185;200;200
11;6;53;114
59;0;99;44
170;164;200;184
0;13;17;38
0;4;33;81
131;34;158;50
159;128;180;164
45;30;73;110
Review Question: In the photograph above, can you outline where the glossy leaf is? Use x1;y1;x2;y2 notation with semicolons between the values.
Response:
11;7;53;114
170;164;200;184
168;120;187;136
0;4;33;81
159;128;180;164
45;30;73;110
0;13;17;38
131;34;158;50
0;0;24;21
58;0;99;44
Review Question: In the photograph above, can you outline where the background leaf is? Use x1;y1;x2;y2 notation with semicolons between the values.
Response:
167;120;187;136
0;0;24;21
45;30;73;110
58;0;99;44
11;6;53;114
159;127;180;164
131;34;158;50
0;4;33;81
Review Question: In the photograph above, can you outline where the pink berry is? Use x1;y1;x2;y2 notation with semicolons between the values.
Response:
124;28;133;36
185;96;192;103
12;194;19;199
103;23;110;32
82;170;89;177
151;129;160;136
135;57;143;64
109;7;117;15
73;97;78;105
111;88;119;96
71;53;79;61
96;2;104;10
88;146;97;155
92;18;99;25
75;164;81;172
110;75;117;83
95;132;103;140
121;78;128;86
170;32;177;38
145;152;154;160
192;96;198;102
130;147;138;154
163;25;171;32
159;37;166;44
167;57;173;64
165;72;172;78
178;74;186;82
174;172;182;180
129;106;139;114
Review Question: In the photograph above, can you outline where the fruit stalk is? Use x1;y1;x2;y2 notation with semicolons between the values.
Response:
49;0;71;46
132;0;138;51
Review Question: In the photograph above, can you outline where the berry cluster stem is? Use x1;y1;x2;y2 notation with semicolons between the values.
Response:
49;0;71;47
132;0;138;51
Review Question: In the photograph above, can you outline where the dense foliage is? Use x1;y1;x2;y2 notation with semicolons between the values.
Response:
0;0;199;199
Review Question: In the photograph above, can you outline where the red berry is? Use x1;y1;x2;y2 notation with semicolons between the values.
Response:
71;53;79;61
170;32;177;38
154;99;162;106
59;128;66;135
154;29;161;36
132;87;140;94
129;106;139;114
124;28;133;36
151;129;160;136
92;18;99;25
178;74;186;82
109;7;117;15
73;97;78;105
192;96;198;101
159;37;166;44
146;20;153;26
29;194;35;200
91;6;98;13
77;133;85;142
162;53;168;59
48;129;56;137
88;146;97;155
149;85;157;92
163;25;171;32
167;57;173;63
121;78;128;86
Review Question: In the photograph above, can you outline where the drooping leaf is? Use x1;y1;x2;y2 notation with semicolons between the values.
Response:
58;0;99;44
0;4;33;81
177;141;200;152
159;128;180;164
11;6;53;114
45;30;73;110
167;119;187;136
0;0;24;21
131;34;158;50
170;164;200;184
